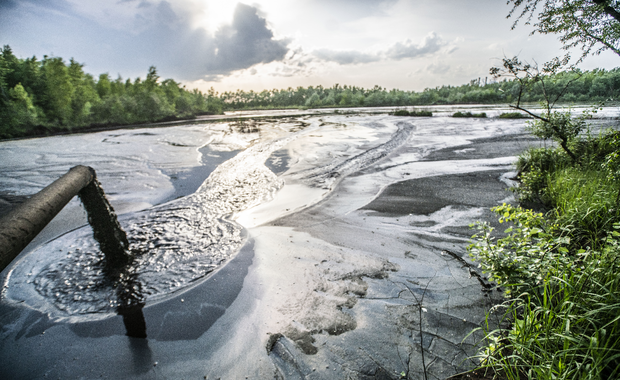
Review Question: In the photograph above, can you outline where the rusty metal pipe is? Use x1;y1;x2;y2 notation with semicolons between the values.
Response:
0;165;130;272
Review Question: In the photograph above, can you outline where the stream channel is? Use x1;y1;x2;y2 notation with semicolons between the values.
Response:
1;105;618;379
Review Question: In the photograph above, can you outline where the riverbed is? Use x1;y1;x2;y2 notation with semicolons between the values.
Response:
0;105;617;379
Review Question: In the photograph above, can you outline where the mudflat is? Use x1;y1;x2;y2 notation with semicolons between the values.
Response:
0;114;538;379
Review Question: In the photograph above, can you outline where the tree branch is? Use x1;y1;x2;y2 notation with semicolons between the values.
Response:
592;0;620;24
509;104;550;123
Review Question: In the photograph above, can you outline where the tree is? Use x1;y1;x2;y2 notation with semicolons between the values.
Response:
496;1;620;162
40;56;74;126
491;56;593;162
508;0;620;61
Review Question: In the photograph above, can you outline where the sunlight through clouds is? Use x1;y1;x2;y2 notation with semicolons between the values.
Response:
1;0;618;92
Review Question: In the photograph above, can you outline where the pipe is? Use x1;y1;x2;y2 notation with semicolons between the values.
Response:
0;165;130;272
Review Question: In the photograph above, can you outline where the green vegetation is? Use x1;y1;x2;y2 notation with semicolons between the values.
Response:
465;2;620;376
508;0;620;62
392;109;432;117
468;124;620;379
452;111;487;118
219;68;620;110
0;45;223;139
499;112;529;119
470;201;620;379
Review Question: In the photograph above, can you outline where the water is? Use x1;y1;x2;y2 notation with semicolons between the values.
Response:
1;120;304;320
1;106;618;322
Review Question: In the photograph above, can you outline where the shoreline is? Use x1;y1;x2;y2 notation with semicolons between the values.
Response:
3;102;615;143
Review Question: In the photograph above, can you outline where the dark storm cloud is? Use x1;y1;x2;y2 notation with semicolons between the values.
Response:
0;1;289;81
313;33;446;65
209;3;290;74
121;2;290;80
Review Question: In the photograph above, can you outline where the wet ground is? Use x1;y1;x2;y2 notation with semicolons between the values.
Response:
0;106;618;379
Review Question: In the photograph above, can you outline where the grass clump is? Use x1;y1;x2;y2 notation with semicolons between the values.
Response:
499;112;530;119
393;109;432;117
453;111;487;118
468;128;620;379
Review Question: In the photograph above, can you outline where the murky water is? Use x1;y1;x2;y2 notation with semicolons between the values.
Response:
1;105;617;322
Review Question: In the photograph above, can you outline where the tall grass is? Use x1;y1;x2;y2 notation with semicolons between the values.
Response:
468;128;620;379
546;169;620;250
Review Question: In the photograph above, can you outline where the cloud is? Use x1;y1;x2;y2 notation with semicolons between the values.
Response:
313;49;379;65
426;62;451;75
312;32;446;65
307;0;398;20
208;3;290;74
0;1;289;81
132;2;290;80
385;32;445;60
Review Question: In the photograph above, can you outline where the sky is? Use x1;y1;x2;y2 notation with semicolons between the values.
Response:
1;0;619;93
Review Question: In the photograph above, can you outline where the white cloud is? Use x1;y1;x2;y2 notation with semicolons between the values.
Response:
385;32;445;60
312;32;447;65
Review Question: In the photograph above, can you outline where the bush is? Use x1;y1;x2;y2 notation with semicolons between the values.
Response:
499;112;529;119
393;109;432;117
469;128;620;379
411;110;432;117
514;147;571;204
393;109;410;116
470;207;620;379
453;111;487;118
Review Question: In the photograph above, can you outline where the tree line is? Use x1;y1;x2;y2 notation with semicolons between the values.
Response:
221;69;620;110
0;45;223;139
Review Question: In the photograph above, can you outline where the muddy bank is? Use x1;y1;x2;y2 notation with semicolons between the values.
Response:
0;112;546;379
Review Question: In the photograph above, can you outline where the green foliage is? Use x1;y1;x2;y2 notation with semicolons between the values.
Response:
393;109;410;116
470;210;620;379
546;169;620;249
40;56;74;126
508;0;620;61
515;128;620;205
305;92;322;108
0;45;223;139
499;112;529;119
452;111;487;118
470;130;620;379
470;204;572;294
218;67;620;111
515;147;572;204
392;109;432;117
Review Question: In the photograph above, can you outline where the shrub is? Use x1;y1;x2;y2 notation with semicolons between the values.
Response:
499;112;529;119
393;109;410;116
411;110;432;117
514;147;571;204
469;128;620;379
470;211;620;379
393;109;433;117
453;111;487;118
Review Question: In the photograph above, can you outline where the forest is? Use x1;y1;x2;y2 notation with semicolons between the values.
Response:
0;45;223;139
2;43;620;139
